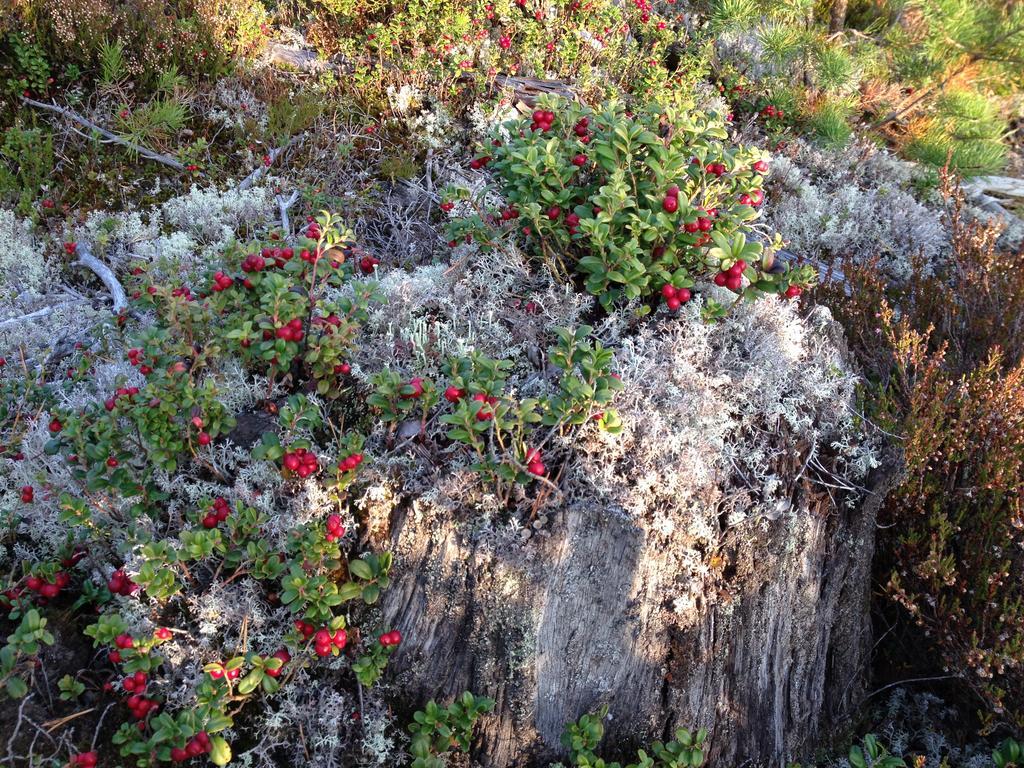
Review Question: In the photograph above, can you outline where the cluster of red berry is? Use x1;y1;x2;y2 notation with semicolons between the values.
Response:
24;571;70;600
125;683;159;721
660;283;693;311
573;115;591;144
314;627;348;657
169;731;213;762
107;569;138;597
264;648;291;678
325;513;346;543
530;109;556;132
525;447;546;476
282;447;319;478
209;271;234;292
471;392;499;421
274;318;305;343
201;497;231;529
713;260;748;292
358;253;380;274
337;452;364;473
104;385;140;411
379;629;402;647
107;633;135;664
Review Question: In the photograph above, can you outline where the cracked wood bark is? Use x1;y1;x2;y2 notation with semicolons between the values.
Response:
376;451;895;767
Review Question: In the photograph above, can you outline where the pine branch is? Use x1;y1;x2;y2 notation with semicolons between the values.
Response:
21;96;186;171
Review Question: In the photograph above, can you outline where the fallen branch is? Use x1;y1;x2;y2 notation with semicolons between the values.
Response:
0;306;60;331
74;244;128;314
239;142;292;191
21;96;186;171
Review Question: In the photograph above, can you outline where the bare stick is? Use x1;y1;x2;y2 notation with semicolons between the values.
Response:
21;96;186;171
74;243;128;314
277;190;300;235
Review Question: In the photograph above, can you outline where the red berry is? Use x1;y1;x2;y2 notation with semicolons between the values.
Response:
546;205;561;220
662;195;678;213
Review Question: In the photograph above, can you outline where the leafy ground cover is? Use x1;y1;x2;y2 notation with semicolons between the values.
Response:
0;0;1023;766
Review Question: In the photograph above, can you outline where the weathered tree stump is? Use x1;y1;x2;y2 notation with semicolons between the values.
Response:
376;456;892;766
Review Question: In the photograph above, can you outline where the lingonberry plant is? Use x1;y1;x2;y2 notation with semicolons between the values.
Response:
561;705;708;768
439;326;622;501
1;210;413;766
446;97;814;318
407;691;496;768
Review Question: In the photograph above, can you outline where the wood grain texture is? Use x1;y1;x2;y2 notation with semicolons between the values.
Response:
376;457;895;767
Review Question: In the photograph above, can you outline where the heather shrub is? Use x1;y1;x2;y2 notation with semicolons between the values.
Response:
445;97;815;317
6;0;267;88
819;170;1024;730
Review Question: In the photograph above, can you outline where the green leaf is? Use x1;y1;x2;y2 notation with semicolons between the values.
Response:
349;559;374;581
210;735;232;766
5;677;28;699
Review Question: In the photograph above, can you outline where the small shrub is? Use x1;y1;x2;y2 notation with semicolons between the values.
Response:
447;97;814;317
822;170;1024;730
407;691;495;768
0;123;54;216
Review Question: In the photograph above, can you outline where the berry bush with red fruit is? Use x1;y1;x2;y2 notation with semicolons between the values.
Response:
446;98;815;319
